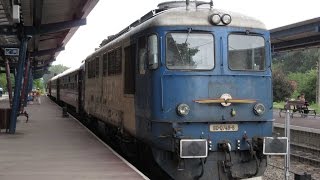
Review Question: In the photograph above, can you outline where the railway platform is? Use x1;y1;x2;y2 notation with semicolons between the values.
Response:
0;95;148;180
274;110;320;130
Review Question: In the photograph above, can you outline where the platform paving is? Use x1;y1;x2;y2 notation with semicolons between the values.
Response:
0;96;148;180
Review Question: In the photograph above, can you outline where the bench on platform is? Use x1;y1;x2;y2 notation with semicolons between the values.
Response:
278;100;316;118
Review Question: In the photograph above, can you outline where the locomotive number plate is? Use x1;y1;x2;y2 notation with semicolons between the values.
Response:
210;124;238;132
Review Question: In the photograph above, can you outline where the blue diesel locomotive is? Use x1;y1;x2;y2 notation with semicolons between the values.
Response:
48;1;272;179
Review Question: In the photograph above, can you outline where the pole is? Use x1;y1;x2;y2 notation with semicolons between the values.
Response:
9;36;30;134
21;55;30;109
285;108;291;180
318;57;320;105
28;68;33;93
5;59;13;107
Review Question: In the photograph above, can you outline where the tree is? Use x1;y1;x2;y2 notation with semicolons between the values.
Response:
0;73;7;90
272;68;294;102
42;64;69;85
33;78;44;90
273;49;319;73
0;72;15;93
288;70;317;103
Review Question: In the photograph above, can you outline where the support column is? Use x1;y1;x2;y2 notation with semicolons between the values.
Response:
28;68;33;93
21;55;30;108
9;36;30;134
5;59;13;107
285;109;291;180
318;57;320;105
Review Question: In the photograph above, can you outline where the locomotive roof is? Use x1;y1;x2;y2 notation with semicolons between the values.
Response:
87;5;267;59
148;7;266;29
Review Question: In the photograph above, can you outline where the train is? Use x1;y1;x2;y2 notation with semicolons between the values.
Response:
47;1;273;179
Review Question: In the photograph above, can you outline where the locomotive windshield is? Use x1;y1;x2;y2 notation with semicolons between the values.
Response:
166;33;214;70
228;34;266;71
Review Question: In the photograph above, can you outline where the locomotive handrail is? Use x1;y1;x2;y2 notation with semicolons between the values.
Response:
193;98;256;104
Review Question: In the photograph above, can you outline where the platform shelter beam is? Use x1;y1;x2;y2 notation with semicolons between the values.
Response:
0;19;86;36
9;36;30;134
26;19;87;35
30;47;65;57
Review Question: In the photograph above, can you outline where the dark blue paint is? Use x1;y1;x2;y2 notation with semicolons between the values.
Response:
133;26;272;151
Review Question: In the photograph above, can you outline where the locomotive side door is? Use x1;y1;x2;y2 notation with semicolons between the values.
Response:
135;33;159;139
135;35;152;138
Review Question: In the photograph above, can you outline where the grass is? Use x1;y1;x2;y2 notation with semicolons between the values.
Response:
273;102;285;109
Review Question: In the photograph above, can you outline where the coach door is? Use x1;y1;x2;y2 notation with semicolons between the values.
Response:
123;43;136;134
77;68;83;113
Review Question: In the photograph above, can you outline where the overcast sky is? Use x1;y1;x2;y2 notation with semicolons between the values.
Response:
53;0;320;68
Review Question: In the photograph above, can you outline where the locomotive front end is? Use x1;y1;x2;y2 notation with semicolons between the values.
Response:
141;3;273;179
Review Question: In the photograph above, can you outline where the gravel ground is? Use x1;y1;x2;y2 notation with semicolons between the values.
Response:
264;156;320;180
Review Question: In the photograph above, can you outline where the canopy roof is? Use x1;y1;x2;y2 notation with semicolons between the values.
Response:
0;0;98;78
270;17;320;52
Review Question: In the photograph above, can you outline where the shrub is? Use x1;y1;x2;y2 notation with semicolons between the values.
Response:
272;69;294;102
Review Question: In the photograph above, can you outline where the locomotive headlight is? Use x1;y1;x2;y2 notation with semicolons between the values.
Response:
210;14;221;25
253;103;265;116
177;104;190;116
221;14;232;25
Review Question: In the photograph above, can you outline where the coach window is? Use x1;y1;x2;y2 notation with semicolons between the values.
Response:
166;33;214;70
108;47;122;76
95;57;99;77
91;60;96;78
86;62;89;78
138;36;146;74
228;34;265;71
147;34;158;69
124;44;136;94
103;53;108;76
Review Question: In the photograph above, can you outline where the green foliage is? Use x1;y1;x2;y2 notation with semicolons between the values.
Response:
0;72;15;92
272;48;320;103
309;103;320;113
273;49;319;73
42;64;69;85
288;70;317;103
33;78;44;90
0;73;6;90
272;68;294;102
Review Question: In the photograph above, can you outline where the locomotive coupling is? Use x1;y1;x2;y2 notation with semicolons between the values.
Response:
218;142;231;152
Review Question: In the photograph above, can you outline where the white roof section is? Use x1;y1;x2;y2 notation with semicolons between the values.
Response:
150;7;266;29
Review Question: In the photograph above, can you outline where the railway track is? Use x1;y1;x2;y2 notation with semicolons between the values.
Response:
273;124;320;167
265;122;320;179
291;143;320;166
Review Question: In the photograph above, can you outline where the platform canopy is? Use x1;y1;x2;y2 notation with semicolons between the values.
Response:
270;17;320;52
0;0;98;78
